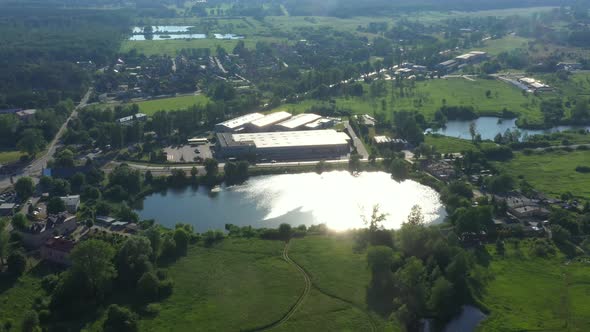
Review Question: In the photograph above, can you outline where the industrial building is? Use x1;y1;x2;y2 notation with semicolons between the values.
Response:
215;113;264;132
246;111;292;132
455;51;488;64
275;113;322;131
216;129;351;160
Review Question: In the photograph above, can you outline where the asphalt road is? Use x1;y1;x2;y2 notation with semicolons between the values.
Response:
0;88;93;191
344;121;369;159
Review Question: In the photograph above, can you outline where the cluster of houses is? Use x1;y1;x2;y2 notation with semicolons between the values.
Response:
0;108;37;121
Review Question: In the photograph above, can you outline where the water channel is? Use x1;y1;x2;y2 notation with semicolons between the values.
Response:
135;171;446;231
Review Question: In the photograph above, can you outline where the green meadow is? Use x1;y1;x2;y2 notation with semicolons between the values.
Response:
497;149;590;199
478;240;590;331
271;77;544;123
131;95;210;115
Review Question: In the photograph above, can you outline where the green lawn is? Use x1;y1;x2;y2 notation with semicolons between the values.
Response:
497;149;590;199
288;234;401;331
131;95;210;114
270;77;544;124
424;135;497;154
478;241;590;331
0;150;24;164
139;238;304;331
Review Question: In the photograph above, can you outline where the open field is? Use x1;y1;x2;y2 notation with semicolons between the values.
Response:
497;149;590;199
131;95;210;114
139;238;303;331
541;72;590;99
288;234;400;331
478;241;590;331
0;150;24;164
474;35;531;56
424;135;497;153
271;77;544;123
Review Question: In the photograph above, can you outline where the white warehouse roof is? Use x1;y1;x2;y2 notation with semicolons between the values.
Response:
231;129;350;149
275;113;322;130
249;111;292;129
216;113;264;131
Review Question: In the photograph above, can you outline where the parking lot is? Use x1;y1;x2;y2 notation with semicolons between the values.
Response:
163;144;213;163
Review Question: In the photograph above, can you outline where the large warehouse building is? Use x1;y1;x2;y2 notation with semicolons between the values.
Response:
275;113;322;131
246;111;292;132
216;129;351;160
215;113;264;132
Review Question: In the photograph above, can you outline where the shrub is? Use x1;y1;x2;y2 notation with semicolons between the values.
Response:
142;303;161;317
137;272;159;302
575;166;590;173
103;305;138;332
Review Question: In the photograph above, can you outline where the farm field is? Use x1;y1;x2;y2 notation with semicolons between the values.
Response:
497;149;590;199
270;77;544;123
131;95;210;114
474;35;531;56
478;241;590;331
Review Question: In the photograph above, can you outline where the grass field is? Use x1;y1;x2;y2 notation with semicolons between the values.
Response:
287;234;401;331
139;238;303;331
497;149;590;199
0;150;24;164
424;135;497;153
271;77;544;123
475;35;531;56
131;94;210;114
478;241;590;331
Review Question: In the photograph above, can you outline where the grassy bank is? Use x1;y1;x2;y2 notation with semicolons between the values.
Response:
497;149;590;199
424;135;497;154
478;240;590;331
0;150;24;164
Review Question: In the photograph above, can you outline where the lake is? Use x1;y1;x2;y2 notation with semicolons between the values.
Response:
136;171;446;232
431;117;590;141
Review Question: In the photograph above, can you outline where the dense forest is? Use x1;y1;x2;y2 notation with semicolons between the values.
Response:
0;8;130;108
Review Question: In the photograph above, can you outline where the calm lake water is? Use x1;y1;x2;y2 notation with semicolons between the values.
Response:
432;117;590;141
136;171;446;232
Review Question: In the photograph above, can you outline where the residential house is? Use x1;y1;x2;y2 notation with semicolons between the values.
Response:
41;237;75;265
17;213;77;249
60;195;80;213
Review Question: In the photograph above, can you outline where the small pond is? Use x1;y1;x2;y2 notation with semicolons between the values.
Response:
135;171;446;232
132;26;195;33
431;117;590;141
214;33;244;40
129;34;207;41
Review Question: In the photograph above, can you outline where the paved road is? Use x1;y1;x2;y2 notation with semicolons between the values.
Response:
344;121;369;160
0;88;93;190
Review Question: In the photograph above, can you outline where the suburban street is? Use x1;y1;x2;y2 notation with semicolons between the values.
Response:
0;88;93;191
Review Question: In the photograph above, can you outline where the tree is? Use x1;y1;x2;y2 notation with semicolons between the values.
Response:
14;177;34;200
137;272;159;302
390;159;408;181
540;98;564;125
173;228;189;255
11;213;27;231
115;237;153;286
103;305;138;332
20;310;40;332
7;250;26;276
47;197;66;215
0;220;8;266
406;205;424;226
278;223;292;240
428;276;458;321
70;240;116;299
17;129;45;157
204;158;218;178
315;160;326;174
144;227;162;263
469;122;477;142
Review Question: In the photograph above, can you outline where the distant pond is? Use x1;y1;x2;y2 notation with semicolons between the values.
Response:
430;117;590;141
135;171;446;232
128;26;244;41
129;34;207;41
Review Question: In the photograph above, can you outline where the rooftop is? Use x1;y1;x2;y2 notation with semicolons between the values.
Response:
44;237;75;253
249;111;292;128
216;113;264;130
275;113;322;129
226;129;350;149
